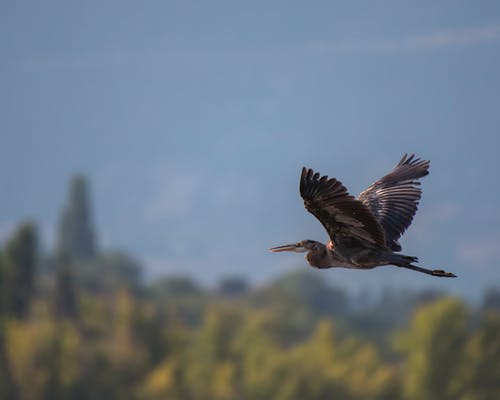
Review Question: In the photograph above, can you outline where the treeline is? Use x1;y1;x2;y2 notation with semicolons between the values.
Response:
0;175;499;399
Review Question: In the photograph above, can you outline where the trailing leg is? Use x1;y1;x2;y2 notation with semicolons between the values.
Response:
388;254;457;278
399;263;456;278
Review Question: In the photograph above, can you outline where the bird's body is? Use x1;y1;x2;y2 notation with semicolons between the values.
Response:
270;154;456;278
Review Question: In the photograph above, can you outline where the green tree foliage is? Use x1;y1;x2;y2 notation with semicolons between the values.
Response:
149;274;207;326
216;276;248;298
234;309;284;398
183;305;243;399
138;305;399;400
152;275;202;297
1;222;38;318
53;249;78;320
349;288;446;355
58;175;97;261
76;251;141;294
395;298;469;400
263;270;348;316
1;211;499;400
5;317;83;400
261;320;398;400
452;311;500;400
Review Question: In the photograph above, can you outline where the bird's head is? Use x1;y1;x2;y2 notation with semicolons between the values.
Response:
269;240;323;253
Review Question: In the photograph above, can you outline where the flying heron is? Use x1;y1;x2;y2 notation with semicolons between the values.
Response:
270;154;456;278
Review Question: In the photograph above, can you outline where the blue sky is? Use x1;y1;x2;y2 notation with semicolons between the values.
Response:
2;1;500;298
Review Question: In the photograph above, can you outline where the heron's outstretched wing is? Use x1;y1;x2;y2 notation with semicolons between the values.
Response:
358;154;429;251
300;167;387;249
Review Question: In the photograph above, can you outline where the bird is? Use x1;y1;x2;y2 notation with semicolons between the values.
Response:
270;154;456;278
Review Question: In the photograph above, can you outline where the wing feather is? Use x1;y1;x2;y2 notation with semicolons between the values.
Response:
300;167;387;249
358;154;430;251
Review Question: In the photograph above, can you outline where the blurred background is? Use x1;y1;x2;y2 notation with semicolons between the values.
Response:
1;1;499;399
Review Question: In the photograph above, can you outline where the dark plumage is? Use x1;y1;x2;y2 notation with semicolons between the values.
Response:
270;154;456;278
358;154;429;251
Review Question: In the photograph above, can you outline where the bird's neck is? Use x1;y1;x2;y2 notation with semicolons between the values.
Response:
306;245;333;269
307;242;348;269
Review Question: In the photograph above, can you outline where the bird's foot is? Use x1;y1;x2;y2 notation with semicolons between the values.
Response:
432;269;457;278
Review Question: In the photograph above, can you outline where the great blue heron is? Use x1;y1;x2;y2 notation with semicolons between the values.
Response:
270;154;456;278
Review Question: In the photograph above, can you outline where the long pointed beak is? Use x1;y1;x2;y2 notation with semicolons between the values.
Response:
269;243;302;252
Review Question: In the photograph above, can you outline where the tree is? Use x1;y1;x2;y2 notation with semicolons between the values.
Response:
184;305;243;399
452;311;500;400
150;275;206;326
482;288;500;311
265;270;348;316
53;249;78;320
4;317;83;400
234;309;283;399
265;320;397;400
1;222;38;318
216;276;248;298
395;298;468;400
151;275;202;297
58;174;97;261
0;225;38;398
75;252;141;295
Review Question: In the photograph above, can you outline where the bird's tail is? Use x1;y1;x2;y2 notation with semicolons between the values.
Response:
388;253;456;278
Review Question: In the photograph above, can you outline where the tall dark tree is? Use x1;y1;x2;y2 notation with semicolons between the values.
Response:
58;174;97;261
1;222;38;318
0;252;3;317
53;249;78;320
